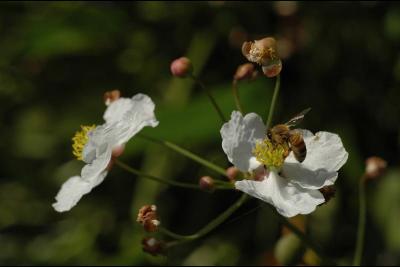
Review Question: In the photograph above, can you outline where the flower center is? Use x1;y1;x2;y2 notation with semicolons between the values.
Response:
72;124;96;161
253;138;289;171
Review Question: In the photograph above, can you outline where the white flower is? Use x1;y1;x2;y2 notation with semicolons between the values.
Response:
53;93;159;212
220;111;348;217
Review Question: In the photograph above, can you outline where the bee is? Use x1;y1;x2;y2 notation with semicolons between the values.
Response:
267;108;311;163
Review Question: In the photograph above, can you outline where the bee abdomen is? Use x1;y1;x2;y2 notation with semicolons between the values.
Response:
289;132;307;163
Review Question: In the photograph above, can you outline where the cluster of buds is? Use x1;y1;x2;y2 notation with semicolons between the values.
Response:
242;37;282;78
137;205;160;233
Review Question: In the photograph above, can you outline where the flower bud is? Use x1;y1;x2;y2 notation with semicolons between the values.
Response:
104;89;121;106
137;205;160;233
112;144;125;158
254;166;268;181
319;186;336;205
170;57;192;77
226;166;239;182
233;63;258;81
365;156;387;180
199;176;215;191
142;237;165;256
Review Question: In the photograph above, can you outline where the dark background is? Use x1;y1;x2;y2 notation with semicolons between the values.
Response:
0;1;399;265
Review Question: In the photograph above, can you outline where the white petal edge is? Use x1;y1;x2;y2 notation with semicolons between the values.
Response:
283;130;348;189
52;172;107;212
220;111;265;172
103;97;133;125
110;93;159;145
235;171;325;217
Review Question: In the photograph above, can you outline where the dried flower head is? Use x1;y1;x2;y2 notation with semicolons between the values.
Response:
365;156;387;180
242;37;282;78
137;205;160;233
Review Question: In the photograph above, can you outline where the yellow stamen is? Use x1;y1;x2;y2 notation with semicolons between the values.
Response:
72;125;96;161
253;138;289;170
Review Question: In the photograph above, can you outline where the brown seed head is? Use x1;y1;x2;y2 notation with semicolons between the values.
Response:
137;205;160;232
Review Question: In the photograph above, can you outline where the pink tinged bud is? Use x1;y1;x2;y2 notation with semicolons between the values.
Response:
199;176;215;191
226;166;239;182
262;58;282;78
365;156;387;180
112;144;125;158
254;166;268;181
104;89;121;106
142;237;165;256
170;57;192;77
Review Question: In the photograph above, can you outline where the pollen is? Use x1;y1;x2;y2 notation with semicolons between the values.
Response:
72;124;96;161
253;138;289;170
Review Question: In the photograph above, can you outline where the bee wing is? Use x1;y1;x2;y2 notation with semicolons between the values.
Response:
285;107;311;128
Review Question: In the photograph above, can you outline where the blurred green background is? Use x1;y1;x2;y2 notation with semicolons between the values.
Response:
0;1;399;265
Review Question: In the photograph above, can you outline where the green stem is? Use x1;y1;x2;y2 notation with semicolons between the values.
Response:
232;80;244;114
137;134;227;177
190;74;226;123
353;175;367;266
115;160;200;189
269;206;336;265
266;74;281;130
115;159;233;191
163;194;248;248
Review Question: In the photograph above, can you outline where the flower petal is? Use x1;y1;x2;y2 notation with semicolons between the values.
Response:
220;111;266;172
283;130;348;189
82;125;115;163
107;94;159;145
52;172;107;212
235;171;325;217
282;162;338;190
81;144;112;182
103;97;133;125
